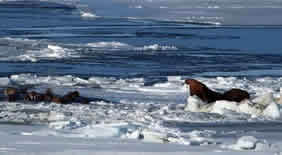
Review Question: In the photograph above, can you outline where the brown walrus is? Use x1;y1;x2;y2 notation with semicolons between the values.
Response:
3;87;27;102
4;87;89;104
185;79;250;103
185;79;223;103
4;87;18;102
50;91;84;104
22;89;80;104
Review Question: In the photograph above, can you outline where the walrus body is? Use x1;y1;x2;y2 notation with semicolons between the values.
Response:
185;79;250;103
46;90;89;104
3;87;89;104
223;88;250;102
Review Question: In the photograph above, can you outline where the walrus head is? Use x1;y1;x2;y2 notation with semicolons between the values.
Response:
184;79;224;103
3;87;17;96
4;87;20;102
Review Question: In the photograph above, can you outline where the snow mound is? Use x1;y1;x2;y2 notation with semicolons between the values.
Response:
184;95;207;112
263;102;280;119
223;136;272;151
185;92;281;119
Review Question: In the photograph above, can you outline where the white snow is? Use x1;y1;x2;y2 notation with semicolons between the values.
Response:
263;102;280;119
184;95;206;112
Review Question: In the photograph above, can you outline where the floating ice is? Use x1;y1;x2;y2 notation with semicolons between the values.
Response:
86;42;178;51
263;102;280;119
130;5;143;9
80;11;98;18
0;38;180;62
0;37;76;62
87;42;132;50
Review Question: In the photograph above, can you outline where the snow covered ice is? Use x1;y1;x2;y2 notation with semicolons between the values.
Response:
1;75;282;154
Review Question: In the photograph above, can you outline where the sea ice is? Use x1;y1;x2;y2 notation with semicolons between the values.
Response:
263;102;280;119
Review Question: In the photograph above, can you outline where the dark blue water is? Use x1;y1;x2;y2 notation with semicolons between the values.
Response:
0;0;282;79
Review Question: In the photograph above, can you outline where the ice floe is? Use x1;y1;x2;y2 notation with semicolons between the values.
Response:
80;11;98;18
222;136;272;151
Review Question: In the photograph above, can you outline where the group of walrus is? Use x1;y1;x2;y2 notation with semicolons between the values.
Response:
3;87;90;104
2;78;250;105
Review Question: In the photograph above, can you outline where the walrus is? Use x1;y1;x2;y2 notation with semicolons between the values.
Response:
4;87;17;96
49;91;81;104
4;87;90;104
3;87;27;102
4;87;18;102
185;79;250;103
185;79;223;103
